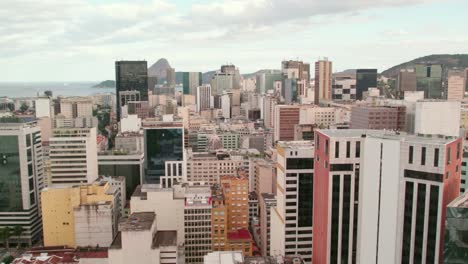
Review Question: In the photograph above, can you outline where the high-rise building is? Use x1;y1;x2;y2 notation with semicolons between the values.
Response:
41;181;119;248
259;193;276;257
182;72;202;95
49;127;98;186
396;69;417;98
143;119;184;184
197;84;212;112
115;61;148;121
350;105;406;130
262;95;277;129
282;78;298;104
447;69;466;100
356;69;377;100
273;105;300;142
444;192;468;263
314;59;332;104
415;64;444;99
166;67;176;86
270;141;314;263
313;129;462;264
59;97;93;119
332;77;356;101
0;120;44;246
211;65;242;96
256;71;283;94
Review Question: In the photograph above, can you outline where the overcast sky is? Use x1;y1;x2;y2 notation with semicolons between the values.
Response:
1;0;467;82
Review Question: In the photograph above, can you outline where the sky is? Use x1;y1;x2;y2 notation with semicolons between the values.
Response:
1;0;467;82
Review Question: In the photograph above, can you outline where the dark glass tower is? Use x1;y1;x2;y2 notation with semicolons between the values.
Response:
356;69;377;100
115;61;148;121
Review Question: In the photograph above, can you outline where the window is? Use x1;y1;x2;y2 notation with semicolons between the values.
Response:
457;142;461;159
434;148;439;167
316;136;320;150
421;147;426;166
409;146;414;164
325;140;329;155
447;147;451;165
335;141;339;158
346;141;351;158
355;141;361;158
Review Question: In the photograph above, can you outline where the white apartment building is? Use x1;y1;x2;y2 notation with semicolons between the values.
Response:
59;97;93;119
271;141;314;263
414;101;461;137
49;127;98;186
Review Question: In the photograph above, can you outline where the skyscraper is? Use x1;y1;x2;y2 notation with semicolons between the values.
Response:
356;69;377;100
182;72;202;95
270;141;314;263
415;64;443;99
315;58;332;104
115;61;148;121
0;120;44;246
396;69;417;98
447;69;465;100
196;84;212;112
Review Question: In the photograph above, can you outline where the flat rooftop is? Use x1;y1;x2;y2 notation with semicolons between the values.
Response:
152;231;177;248
119;212;155;232
448;192;468;208
261;193;276;200
277;141;314;150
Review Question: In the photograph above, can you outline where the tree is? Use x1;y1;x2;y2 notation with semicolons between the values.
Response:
2;255;14;264
1;227;11;251
20;102;29;112
13;226;23;248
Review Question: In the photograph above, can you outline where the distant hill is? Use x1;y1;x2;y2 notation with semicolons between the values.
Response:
93;80;115;88
148;58;172;82
333;69;356;78
382;54;468;77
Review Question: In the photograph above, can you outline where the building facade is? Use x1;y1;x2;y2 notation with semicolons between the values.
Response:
314;59;332;104
115;61;148;121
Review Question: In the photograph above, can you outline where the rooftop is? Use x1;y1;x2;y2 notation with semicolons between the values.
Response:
227;229;252;241
244;257;277;264
151;230;177;248
261;193;276;200
277;140;314;150
448;192;468;208
204;251;244;264
119;212;155;232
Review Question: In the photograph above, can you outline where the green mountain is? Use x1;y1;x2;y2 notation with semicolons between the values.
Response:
93;80;115;88
382;54;468;77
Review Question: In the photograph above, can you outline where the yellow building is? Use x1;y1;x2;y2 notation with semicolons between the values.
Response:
41;182;116;248
212;174;252;256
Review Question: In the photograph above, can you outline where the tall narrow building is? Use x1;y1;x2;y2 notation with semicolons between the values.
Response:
0;120;44;246
182;72;202;95
270;141;314;263
314;58;332;104
115;61;148;121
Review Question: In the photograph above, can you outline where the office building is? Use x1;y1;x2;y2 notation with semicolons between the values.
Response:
256;71;283;94
115;61;148;121
313;129;462;264
350;105;406;130
259;193;276;257
41;181;120;248
332;77;356;101
263;95;277;129
183;72;202;95
59;97;93;119
282;78;298;104
396;69;417;98
49;127;98;186
0;120;44;246
166;67;176;86
109;212;178;264
211;65;242;96
414;101;461;137
271;141;314;263
461;152;468;193
197;85;213;112
356;69;377;100
444;193;468;263
143;119;184;184
415;64;444;99
447;69;466;100
314;59;332;104
273;105;300;142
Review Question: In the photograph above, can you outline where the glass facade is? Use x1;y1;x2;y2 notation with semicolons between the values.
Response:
98;164;141;197
444;197;468;263
356;69;377;100
144;128;183;183
298;173;313;227
415;64;443;99
115;61;148;120
0;136;22;212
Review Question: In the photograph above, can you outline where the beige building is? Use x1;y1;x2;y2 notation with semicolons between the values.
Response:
315;59;332;104
186;151;245;184
59;96;93;119
447;69;466;100
41;181;119;248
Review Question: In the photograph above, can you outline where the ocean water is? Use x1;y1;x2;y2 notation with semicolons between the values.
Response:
0;82;115;98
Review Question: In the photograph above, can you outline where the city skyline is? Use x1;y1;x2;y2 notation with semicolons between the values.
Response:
1;0;468;82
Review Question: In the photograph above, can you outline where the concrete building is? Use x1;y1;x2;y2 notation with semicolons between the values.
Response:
447;69;466;100
120;114;142;133
108;212;178;264
444;192;468;263
314;58;332;104
222;92;231;119
332;77;356;101
35;97;53;118
256;71;283;94
259;193;276;257
49;127;98;186
183;72;203;95
313;129;462;264
197;85;213;112
41;181;119;248
59;97;93;119
461;152;468;193
115;61;148;121
262;95;277;129
414;101;461;137
350;105;406;130
356;69;377;100
253;159;276;196
271;141;314;263
299;106;337;128
415;64;444;99
274;105;300;142
0;120;44;246
396;69;417;98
